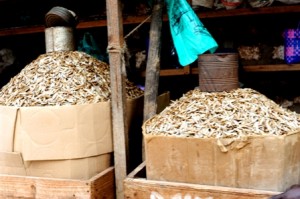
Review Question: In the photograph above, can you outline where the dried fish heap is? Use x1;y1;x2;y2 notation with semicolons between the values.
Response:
144;88;300;138
0;51;144;107
0;51;144;180
143;88;300;191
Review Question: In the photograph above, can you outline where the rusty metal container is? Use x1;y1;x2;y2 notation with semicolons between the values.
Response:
198;53;239;92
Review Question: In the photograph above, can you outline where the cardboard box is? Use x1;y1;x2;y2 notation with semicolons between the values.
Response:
12;102;114;161
0;95;143;179
0;151;111;180
144;131;300;192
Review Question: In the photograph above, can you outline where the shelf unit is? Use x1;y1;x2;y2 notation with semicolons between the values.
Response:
1;5;299;36
1;5;299;74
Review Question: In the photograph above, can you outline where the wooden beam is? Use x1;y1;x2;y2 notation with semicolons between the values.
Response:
243;64;300;72
0;5;299;37
198;5;300;18
142;0;164;161
143;0;164;122
106;0;127;199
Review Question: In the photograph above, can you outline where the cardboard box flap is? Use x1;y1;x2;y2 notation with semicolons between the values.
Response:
25;153;111;180
0;106;18;152
18;102;113;161
0;151;26;175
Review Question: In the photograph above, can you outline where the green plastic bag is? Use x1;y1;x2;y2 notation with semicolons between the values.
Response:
165;0;218;66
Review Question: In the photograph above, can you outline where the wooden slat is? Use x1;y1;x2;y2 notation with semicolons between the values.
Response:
141;63;300;76
0;167;115;199
77;15;152;29
244;64;300;72
0;26;45;37
124;178;281;199
160;66;191;76
0;5;299;37
198;5;300;18
143;0;164;122
141;66;192;76
124;164;281;199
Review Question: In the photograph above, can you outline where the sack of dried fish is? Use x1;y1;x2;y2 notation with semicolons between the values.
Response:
143;88;300;192
0;51;144;107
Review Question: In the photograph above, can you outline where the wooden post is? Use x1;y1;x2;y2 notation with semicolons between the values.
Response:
143;0;164;159
143;0;164;122
106;0;127;199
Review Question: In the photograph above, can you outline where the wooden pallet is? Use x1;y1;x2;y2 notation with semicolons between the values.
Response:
0;167;115;199
124;162;281;199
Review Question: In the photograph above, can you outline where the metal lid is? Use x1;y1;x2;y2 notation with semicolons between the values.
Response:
45;6;78;28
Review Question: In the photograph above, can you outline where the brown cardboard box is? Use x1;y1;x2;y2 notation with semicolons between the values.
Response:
1;102;114;160
0;95;144;179
144;131;300;192
0;151;111;179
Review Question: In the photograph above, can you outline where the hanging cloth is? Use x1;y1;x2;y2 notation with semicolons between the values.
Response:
165;0;218;66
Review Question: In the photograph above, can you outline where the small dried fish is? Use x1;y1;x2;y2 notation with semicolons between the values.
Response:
0;51;144;107
144;88;300;138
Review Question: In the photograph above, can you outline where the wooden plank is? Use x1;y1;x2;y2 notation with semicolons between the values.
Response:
106;0;127;198
0;167;115;199
143;0;164;122
124;178;281;199
243;64;300;72
141;63;300;76
143;0;164;162
77;15;151;29
198;5;300;18
124;164;281;199
141;66;192;76
160;66;191;76
0;25;45;37
127;161;146;179
0;5;299;37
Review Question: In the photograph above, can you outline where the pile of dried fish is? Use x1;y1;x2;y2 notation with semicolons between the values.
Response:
144;88;300;138
0;51;144;107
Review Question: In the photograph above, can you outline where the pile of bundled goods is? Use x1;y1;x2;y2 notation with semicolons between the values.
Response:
0;51;144;107
144;88;300;138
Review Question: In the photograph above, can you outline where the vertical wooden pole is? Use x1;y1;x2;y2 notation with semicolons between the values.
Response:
143;0;164;122
143;0;164;159
106;0;126;199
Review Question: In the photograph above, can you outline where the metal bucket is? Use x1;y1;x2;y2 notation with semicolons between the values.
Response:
45;27;75;53
198;53;239;92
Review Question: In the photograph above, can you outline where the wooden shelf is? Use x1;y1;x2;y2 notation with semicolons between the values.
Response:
243;64;300;72
140;66;201;76
0;15;152;37
198;4;300;18
140;63;300;76
0;5;299;37
141;66;199;76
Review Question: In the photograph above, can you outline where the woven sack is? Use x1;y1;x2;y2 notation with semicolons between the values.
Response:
283;26;300;64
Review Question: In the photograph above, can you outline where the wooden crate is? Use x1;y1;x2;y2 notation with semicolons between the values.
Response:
124;162;281;199
0;167;115;199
